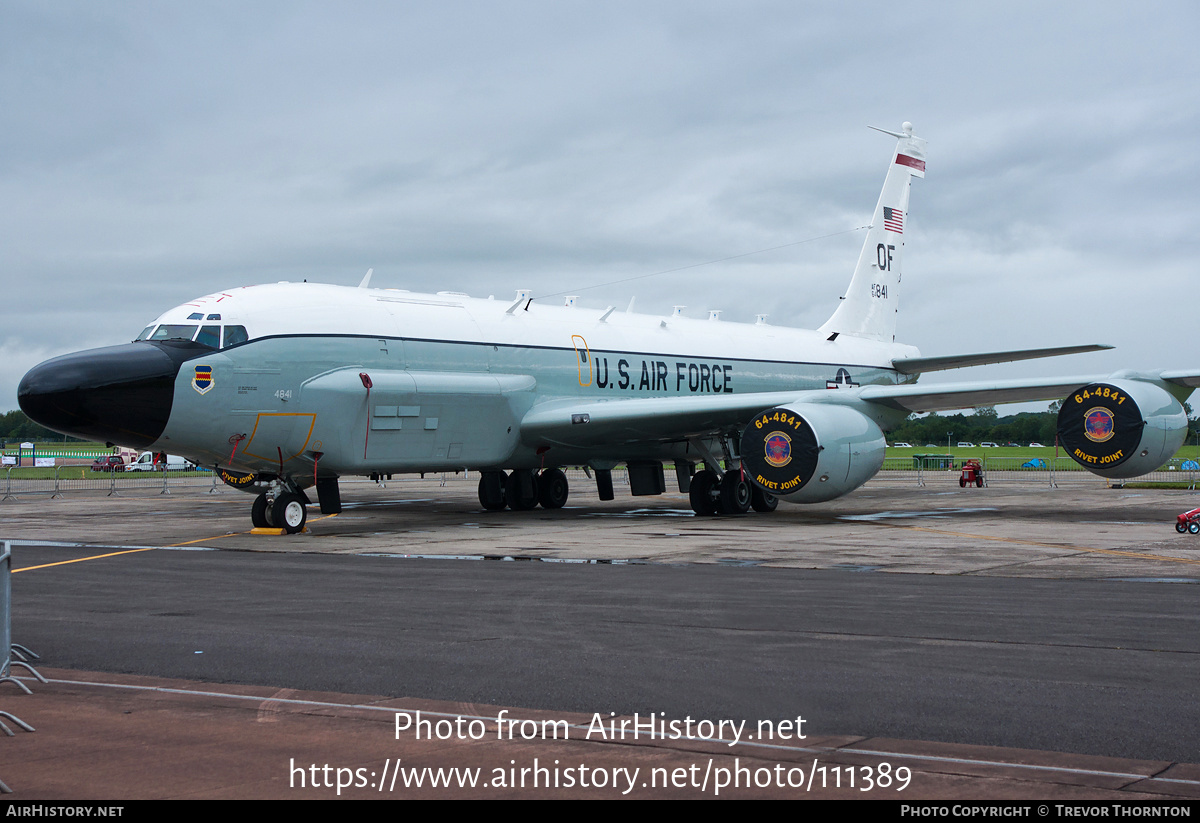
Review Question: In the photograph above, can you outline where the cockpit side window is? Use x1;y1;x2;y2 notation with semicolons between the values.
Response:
195;325;221;348
222;325;249;348
136;325;157;341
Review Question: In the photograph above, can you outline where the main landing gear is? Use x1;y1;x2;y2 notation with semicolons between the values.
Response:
688;468;777;516
478;468;570;512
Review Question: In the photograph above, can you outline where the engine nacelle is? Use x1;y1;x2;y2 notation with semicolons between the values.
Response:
1057;379;1188;479
740;403;886;503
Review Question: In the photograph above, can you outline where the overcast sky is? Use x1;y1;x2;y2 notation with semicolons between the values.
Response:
3;1;1197;413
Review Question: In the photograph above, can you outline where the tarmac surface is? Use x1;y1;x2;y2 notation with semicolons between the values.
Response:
2;473;1200;800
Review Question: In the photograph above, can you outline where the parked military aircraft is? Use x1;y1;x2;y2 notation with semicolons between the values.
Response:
18;124;1200;532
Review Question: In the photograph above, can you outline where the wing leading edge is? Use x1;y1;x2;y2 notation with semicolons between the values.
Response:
890;344;1113;375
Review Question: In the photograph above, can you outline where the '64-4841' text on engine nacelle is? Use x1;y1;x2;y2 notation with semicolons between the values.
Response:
739;403;886;503
1057;379;1188;479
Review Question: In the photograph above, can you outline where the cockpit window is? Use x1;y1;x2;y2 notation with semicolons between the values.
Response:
207;314;221;321
150;324;199;341
222;325;249;347
136;325;156;341
195;325;221;348
187;312;204;320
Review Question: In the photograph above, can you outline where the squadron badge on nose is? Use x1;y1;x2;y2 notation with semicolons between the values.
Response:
192;365;214;395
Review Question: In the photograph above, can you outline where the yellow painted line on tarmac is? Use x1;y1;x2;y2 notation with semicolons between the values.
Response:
12;512;339;572
871;521;1200;567
13;547;161;573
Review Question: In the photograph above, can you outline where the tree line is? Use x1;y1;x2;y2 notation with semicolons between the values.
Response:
889;404;1200;447
0;410;83;444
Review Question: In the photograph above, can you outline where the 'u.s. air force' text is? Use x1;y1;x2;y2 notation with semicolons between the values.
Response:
593;358;733;393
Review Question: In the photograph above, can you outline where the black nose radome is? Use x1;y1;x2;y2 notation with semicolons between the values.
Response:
18;341;207;449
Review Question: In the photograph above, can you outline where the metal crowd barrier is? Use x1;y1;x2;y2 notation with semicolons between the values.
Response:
2;465;221;499
1;457;1196;499
2;541;42;792
872;454;1200;489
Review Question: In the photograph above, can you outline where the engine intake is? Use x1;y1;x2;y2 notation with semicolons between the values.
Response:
1056;380;1188;479
740;403;886;503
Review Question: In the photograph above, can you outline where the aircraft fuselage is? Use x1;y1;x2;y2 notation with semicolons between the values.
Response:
125;282;915;478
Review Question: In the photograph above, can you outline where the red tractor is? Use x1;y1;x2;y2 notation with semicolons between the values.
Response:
959;459;984;488
1175;508;1200;534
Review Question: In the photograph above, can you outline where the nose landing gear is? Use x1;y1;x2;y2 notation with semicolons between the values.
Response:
249;484;310;534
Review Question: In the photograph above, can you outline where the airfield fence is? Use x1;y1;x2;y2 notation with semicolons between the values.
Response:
874;455;1199;489
2;458;1196;500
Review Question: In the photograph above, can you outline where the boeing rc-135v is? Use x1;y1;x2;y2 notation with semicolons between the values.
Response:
19;124;1200;532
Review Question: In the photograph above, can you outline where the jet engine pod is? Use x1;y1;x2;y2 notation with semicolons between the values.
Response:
740;403;886;503
1057;380;1188;479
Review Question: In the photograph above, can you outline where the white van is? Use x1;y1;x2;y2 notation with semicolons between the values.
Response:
126;451;192;471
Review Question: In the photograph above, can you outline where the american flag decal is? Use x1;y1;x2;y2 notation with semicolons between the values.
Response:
883;207;904;234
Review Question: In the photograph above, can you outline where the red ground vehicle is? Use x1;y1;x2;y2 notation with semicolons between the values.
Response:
1175;508;1200;534
90;455;124;472
959;459;984;488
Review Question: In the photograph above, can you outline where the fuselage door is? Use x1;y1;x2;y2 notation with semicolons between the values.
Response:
571;335;592;387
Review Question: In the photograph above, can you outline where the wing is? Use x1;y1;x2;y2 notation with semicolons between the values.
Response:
863;370;1200;414
520;370;1200;446
519;391;811;447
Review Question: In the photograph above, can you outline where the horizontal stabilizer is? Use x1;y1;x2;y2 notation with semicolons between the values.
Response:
891;344;1112;375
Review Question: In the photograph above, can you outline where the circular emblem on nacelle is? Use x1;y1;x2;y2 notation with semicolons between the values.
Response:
764;431;792;467
1057;382;1144;472
741;407;820;498
1083;407;1115;443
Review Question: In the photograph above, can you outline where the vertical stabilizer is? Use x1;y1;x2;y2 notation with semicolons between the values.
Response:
819;122;926;342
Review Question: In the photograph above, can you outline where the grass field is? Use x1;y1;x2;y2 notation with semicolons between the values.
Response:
887;445;1200;462
3;443;1198;479
1;466;213;480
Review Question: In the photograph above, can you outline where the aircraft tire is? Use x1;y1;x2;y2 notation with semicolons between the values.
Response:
506;469;539;511
251;493;271;528
750;486;778;513
537;468;569;509
1190;522;1200;535
478;471;508;511
272;492;308;534
689;470;720;516
1177;522;1188;534
719;471;752;515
